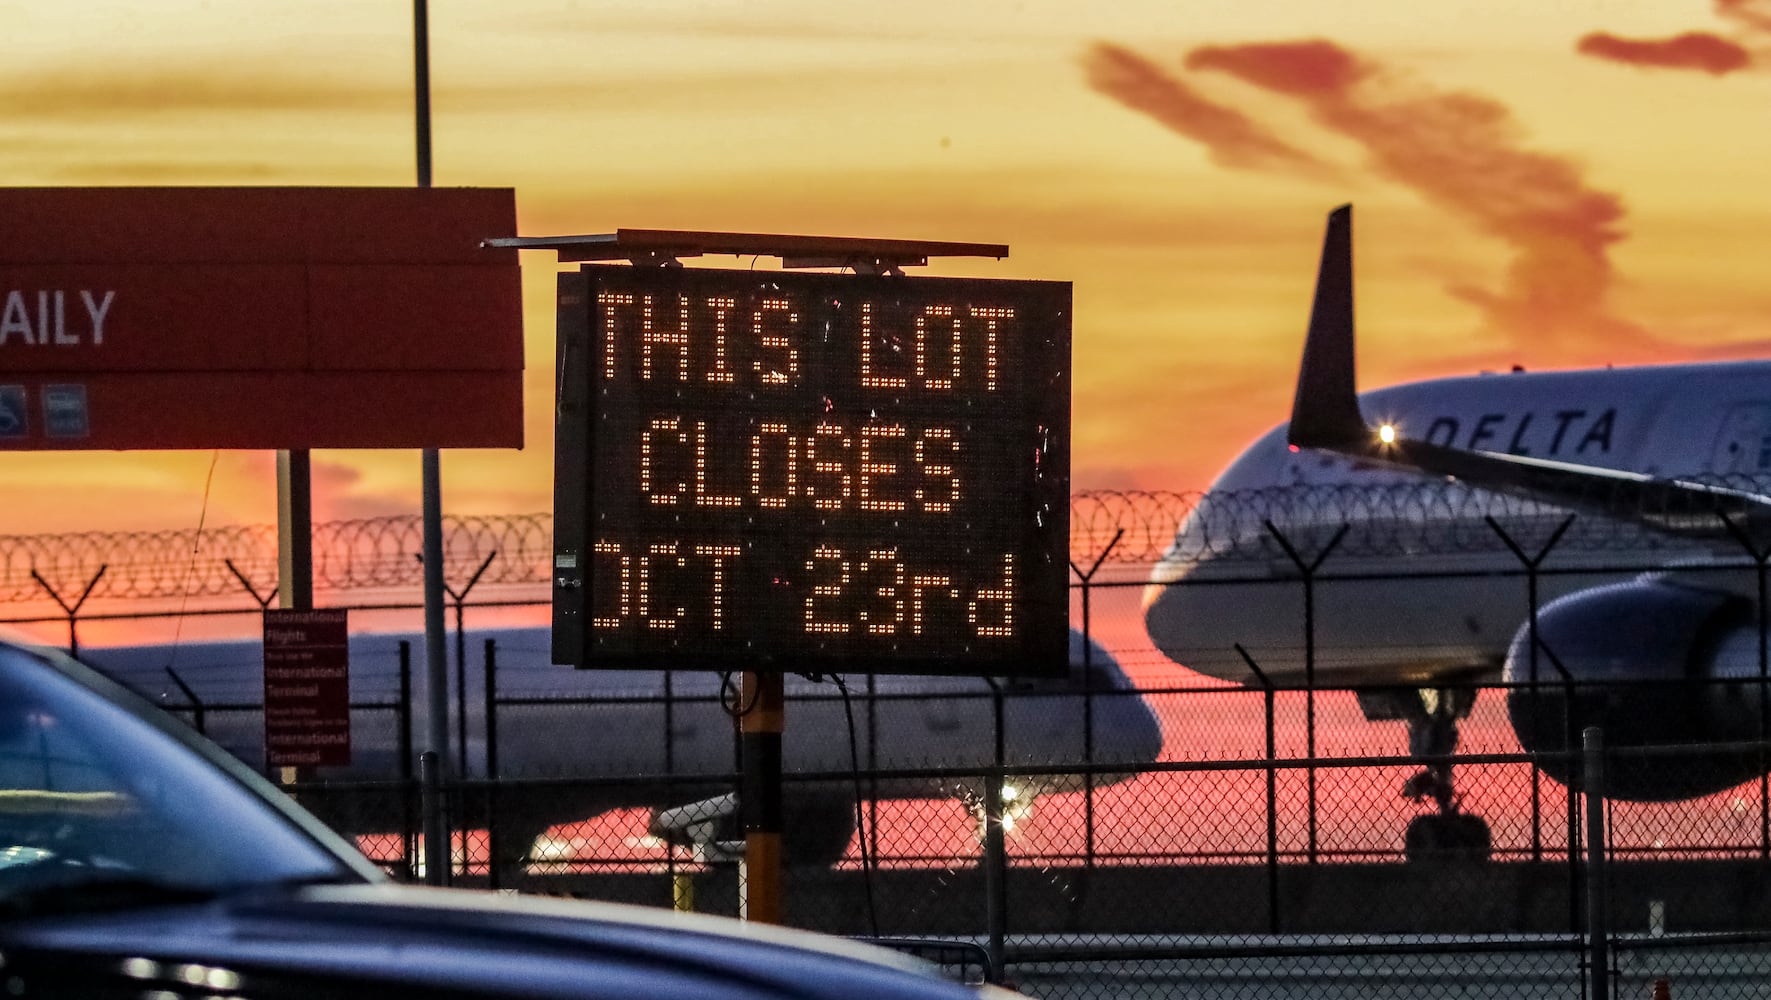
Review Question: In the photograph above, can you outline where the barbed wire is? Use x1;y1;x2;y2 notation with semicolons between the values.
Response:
1069;474;1771;566
5;478;1770;604
0;514;554;605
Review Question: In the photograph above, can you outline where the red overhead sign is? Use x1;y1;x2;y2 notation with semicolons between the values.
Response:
0;187;522;450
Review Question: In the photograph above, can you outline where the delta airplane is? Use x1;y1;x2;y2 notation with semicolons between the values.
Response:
79;626;1163;871
1146;205;1771;856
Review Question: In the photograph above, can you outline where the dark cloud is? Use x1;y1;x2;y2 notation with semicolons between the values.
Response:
1081;43;1337;178
1576;31;1752;74
1580;1;1771;75
1186;40;1371;95
1085;39;1659;359
1717;0;1771;33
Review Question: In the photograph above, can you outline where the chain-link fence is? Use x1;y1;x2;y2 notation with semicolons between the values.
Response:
275;735;1771;997
11;486;1771;996
57;648;1771;998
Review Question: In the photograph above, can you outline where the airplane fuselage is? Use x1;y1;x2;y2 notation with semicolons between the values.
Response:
77;626;1164;857
1145;360;1771;687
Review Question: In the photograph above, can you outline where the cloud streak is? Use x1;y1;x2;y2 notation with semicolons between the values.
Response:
1185;40;1370;96
1717;0;1771;33
0;65;405;120
1576;31;1752;74
1086;38;1656;359
1578;1;1771;75
1081;43;1336;178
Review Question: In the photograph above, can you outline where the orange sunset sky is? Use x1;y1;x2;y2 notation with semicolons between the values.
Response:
5;0;1771;537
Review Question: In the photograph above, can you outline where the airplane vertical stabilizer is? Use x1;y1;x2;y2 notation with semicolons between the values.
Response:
1274;204;1771;536
1288;204;1371;450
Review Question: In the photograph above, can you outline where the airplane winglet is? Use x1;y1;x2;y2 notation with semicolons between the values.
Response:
1287;204;1371;451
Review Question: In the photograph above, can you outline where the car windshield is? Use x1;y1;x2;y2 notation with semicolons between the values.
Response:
0;642;363;910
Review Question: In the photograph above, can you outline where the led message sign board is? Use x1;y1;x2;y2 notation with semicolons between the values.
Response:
0;187;521;450
552;265;1071;677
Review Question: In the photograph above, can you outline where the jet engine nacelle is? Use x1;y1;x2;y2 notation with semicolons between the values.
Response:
1504;576;1768;801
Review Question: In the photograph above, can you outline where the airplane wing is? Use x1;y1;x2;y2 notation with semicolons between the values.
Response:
1287;205;1771;539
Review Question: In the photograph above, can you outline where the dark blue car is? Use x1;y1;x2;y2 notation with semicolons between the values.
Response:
0;636;1010;998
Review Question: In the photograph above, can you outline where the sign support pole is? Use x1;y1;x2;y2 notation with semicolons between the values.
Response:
276;450;313;612
740;670;785;924
413;0;452;885
275;449;313;786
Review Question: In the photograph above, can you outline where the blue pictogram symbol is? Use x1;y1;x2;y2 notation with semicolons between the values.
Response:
43;384;88;439
0;386;25;438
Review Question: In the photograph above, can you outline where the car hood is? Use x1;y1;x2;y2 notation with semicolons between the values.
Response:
2;883;974;999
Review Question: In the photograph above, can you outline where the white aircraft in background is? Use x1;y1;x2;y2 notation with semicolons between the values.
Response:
80;626;1163;871
1146;205;1771;856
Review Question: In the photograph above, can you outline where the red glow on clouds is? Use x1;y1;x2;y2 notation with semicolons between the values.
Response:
1185;39;1371;95
1081;43;1335;177
1579;0;1771;75
1083;38;1659;362
1577;31;1752;74
1718;0;1771;31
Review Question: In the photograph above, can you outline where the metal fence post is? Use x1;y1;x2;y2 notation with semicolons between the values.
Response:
1526;638;1582;933
164;667;206;736
30;566;106;658
663;668;681;905
423;550;496;779
1237;644;1280;934
399;641;416;878
1081;578;1096;869
222;558;277;611
866;673;880;877
984;678;1008;977
1069;528;1123;870
1716;512;1771;859
1584;726;1609;1000
484;638;499;778
484;637;500;890
421;748;448;887
1264;521;1348;864
1488;514;1575;864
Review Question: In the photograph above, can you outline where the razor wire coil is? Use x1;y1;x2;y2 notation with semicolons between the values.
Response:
5;479;1769;604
